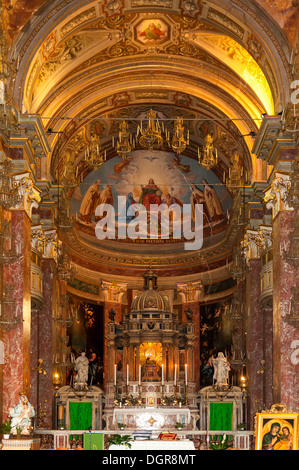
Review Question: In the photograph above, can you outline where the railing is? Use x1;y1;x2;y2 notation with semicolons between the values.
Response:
35;429;254;450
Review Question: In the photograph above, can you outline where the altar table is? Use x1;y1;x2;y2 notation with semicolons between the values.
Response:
113;407;191;430
109;439;195;450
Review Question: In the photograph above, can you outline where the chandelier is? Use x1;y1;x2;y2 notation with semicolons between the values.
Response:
61;153;78;190
170;116;189;156
0;154;20;209
226;153;245;193
198;134;218;169
137;109;164;151
57;245;77;281
84;134;106;170
56;200;73;232
113;120;134;161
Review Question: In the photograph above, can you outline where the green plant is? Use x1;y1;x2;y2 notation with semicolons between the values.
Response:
210;434;233;450
107;434;132;448
118;423;126;429
175;422;185;429
1;420;11;434
16;425;23;436
237;423;246;430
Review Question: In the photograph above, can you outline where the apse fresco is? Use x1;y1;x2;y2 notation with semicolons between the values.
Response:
70;150;232;243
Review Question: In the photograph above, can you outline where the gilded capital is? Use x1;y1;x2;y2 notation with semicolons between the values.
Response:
101;280;127;303
176;281;202;303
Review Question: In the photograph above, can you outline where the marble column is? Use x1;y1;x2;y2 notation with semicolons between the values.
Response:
2;210;32;415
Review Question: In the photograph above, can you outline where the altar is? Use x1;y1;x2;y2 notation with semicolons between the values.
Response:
113;407;191;430
109;439;196;451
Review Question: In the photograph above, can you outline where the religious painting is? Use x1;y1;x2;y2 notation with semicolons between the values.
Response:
70;150;232;245
255;405;299;450
140;342;162;382
136;19;169;45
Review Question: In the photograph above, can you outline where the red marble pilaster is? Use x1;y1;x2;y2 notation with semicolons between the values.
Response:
35;258;56;428
263;307;273;409
245;259;264;426
104;301;122;390
2;210;31;417
181;301;200;392
272;210;299;409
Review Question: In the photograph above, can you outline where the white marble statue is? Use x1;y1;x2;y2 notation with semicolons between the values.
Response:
74;351;89;385
212;352;230;386
9;394;35;435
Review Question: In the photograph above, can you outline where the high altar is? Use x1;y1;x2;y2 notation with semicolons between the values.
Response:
103;269;199;430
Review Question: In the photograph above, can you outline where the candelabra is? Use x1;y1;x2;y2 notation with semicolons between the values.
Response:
161;384;166;405
124;385;130;406
184;385;189;406
173;384;178;406
113;385;119;406
137;384;142;406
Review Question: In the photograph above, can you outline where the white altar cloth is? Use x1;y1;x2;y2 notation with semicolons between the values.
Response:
113;407;191;430
109;439;195;450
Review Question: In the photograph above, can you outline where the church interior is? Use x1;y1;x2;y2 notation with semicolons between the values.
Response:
0;0;299;451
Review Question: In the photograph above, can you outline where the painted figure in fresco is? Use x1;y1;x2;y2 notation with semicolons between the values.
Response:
170;155;191;174
99;184;113;206
190;184;210;225
126;192;137;223
201;179;225;223
262;422;281;450
138;22;166;41
9;394;35;435
79;179;101;224
212;352;230;386
139;178;162;211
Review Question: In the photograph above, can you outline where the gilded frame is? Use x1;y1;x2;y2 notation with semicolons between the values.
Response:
255;405;299;450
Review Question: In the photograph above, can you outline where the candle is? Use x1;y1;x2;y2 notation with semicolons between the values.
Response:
114;364;117;385
174;364;177;385
139;365;141;385
127;364;129;385
161;364;164;385
185;364;188;385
